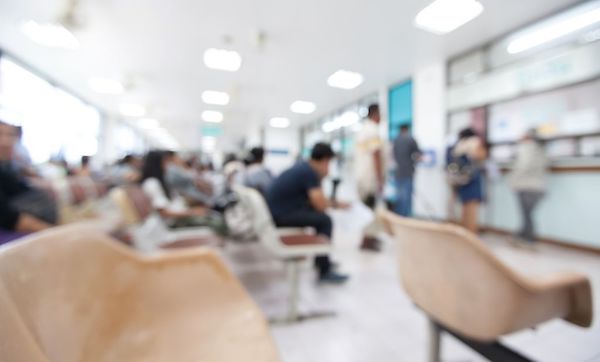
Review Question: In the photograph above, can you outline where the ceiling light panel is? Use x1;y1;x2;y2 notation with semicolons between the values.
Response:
203;48;242;72
507;5;600;54
202;110;224;123
290;100;316;114
269;117;290;128
414;0;484;35
327;70;364;90
202;90;230;105
22;20;79;49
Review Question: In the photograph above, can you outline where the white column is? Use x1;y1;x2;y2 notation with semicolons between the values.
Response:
413;62;449;219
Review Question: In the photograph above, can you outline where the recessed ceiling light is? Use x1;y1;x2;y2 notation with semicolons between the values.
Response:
203;48;242;72
21;20;79;49
137;118;160;129
290;100;316;114
327;70;364;90
89;77;124;95
119;103;146;117
507;5;600;54
202;90;230;106
202;110;224;123
269;117;290;128
414;0;484;35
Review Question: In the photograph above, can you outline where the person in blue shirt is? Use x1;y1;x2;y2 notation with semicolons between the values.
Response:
266;143;350;284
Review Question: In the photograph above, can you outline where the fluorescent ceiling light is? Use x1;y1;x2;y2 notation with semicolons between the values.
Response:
202;90;230;106
507;6;600;54
327;70;364;90
414;0;484;35
202;110;224;123
290;100;316;114
269;117;290;128
322;111;359;133
21;20;79;49
203;48;242;72
119;103;146;117
89;77;124;95
137;118;160;129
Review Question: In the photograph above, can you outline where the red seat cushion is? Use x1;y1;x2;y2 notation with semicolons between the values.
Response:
280;234;329;246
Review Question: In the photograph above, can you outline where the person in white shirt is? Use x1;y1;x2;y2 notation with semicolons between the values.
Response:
140;150;208;223
353;104;385;252
509;129;549;246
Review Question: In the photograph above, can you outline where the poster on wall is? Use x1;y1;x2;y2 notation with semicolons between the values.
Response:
489;79;600;143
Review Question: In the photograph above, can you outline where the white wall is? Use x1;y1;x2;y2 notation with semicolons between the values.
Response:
264;127;300;175
412;62;449;219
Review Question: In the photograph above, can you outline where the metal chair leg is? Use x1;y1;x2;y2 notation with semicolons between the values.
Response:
285;260;300;322
429;319;441;362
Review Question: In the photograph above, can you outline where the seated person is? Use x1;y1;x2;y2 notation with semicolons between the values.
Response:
110;154;141;186
163;151;215;207
140;150;225;234
243;147;274;195
0;121;54;243
266;143;349;284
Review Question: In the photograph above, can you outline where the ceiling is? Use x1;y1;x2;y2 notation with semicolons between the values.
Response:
0;0;581;150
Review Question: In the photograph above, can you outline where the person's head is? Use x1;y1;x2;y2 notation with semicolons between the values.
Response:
367;104;381;123
458;127;477;140
522;129;542;144
141;150;171;197
249;147;265;165
400;124;410;134
0;121;17;161
81;155;91;168
309;142;336;178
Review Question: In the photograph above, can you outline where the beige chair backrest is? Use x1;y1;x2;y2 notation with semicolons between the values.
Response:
0;224;279;362
233;186;282;255
110;186;153;226
381;211;593;341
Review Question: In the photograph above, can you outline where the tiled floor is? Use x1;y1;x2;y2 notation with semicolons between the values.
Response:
220;205;600;362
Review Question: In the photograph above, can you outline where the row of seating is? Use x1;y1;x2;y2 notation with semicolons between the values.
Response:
0;184;593;361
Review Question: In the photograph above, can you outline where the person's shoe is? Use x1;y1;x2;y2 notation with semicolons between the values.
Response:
360;237;381;252
318;271;349;284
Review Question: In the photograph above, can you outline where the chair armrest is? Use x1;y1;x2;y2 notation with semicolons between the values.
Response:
277;227;315;236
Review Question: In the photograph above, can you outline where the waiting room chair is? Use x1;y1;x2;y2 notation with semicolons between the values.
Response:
380;210;593;362
233;185;332;323
109;186;217;251
0;224;280;362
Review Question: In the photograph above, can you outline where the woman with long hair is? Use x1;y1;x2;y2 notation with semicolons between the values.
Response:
140;150;208;221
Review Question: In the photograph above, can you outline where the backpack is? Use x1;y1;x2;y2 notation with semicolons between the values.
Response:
446;153;476;186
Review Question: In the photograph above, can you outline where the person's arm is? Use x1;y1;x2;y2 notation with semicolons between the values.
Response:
308;188;350;212
158;206;207;219
374;149;384;192
15;214;52;232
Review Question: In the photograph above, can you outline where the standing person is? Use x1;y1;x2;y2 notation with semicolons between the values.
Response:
266;143;350;284
449;128;487;233
509;130;548;247
354;104;385;251
392;124;421;217
76;156;92;177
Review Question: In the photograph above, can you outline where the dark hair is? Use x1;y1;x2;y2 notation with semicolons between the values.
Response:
368;104;379;117
81;155;91;166
249;147;265;164
311;142;335;161
141;150;171;198
400;124;410;132
458;128;477;140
